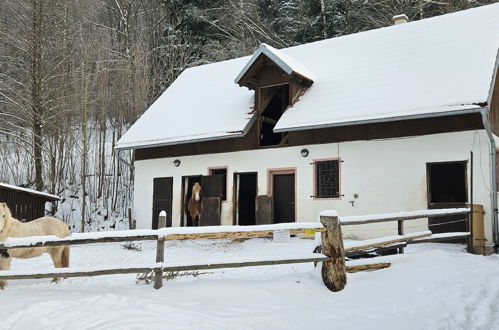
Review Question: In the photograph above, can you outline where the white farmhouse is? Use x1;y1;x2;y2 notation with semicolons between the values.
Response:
117;4;499;253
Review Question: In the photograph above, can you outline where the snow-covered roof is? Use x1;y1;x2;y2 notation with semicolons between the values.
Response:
116;4;499;150
116;57;255;150
0;182;60;201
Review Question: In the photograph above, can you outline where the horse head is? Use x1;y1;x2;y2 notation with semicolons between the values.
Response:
192;183;202;201
0;202;11;236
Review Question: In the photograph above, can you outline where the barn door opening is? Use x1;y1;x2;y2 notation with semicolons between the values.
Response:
271;171;295;223
181;175;202;227
427;161;468;233
152;177;173;229
259;84;289;146
235;172;257;226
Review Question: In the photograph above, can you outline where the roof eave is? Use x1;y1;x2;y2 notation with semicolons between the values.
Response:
273;106;485;133
115;114;257;151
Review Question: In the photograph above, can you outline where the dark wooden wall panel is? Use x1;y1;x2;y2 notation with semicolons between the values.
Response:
0;188;47;222
489;73;499;135
136;113;483;161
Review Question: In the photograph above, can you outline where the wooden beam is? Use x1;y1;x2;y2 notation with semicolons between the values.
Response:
260;116;278;125
0;235;159;250
0;266;154;280
163;228;326;241
346;263;391;273
0;256;330;281
407;232;470;244
345;231;432;252
345;242;406;258
341;209;470;226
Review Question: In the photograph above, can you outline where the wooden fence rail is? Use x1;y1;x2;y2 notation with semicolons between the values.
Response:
0;207;478;291
336;207;475;253
0;213;344;291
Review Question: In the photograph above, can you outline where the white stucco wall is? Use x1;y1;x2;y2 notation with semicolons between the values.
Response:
133;130;494;245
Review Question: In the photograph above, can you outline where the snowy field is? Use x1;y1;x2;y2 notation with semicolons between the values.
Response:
1;238;498;330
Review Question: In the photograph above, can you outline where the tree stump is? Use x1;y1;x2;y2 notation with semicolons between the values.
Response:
320;215;347;292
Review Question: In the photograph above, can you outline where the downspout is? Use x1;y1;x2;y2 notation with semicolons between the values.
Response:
480;108;498;246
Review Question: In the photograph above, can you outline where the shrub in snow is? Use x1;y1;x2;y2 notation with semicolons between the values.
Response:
121;242;142;252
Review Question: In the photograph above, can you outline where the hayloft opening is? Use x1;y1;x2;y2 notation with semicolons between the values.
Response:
427;161;468;234
259;84;289;146
427;162;467;205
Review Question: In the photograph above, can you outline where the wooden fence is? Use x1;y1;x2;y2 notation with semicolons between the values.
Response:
0;207;478;292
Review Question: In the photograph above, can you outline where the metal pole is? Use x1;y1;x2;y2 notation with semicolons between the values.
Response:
469;151;474;253
154;211;167;289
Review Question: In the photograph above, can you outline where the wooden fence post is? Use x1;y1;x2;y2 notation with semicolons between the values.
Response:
320;215;347;292
397;220;404;254
470;204;486;255
154;211;167;289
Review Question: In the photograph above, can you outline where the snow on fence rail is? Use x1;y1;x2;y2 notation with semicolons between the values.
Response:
0;222;326;249
328;207;473;254
0;215;346;291
0;207;478;291
331;207;471;226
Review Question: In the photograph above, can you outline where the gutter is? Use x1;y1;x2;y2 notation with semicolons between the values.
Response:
484;50;499;248
115;114;257;151
274;107;483;133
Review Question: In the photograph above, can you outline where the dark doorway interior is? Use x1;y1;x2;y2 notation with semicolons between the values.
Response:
182;175;202;227
428;162;467;205
427;161;468;233
237;173;257;226
259;84;289;146
272;173;295;223
152;177;173;229
182;174;225;226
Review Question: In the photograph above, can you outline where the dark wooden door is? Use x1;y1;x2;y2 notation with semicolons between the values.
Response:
199;175;224;225
152;177;173;229
273;173;295;223
201;175;224;199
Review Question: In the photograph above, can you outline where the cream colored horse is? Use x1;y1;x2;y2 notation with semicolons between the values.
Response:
0;202;70;289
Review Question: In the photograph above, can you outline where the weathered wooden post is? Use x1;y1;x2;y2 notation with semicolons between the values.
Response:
470;204;486;255
397;220;404;254
154;211;167;289
320;214;347;292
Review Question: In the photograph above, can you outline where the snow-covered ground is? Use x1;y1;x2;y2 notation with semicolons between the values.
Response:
1;238;498;330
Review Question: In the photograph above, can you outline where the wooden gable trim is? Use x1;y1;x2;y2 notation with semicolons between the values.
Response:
238;54;313;91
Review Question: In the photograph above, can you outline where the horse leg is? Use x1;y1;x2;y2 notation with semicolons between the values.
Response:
49;247;67;283
0;256;12;290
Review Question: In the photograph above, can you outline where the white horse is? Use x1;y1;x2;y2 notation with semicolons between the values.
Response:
0;202;70;289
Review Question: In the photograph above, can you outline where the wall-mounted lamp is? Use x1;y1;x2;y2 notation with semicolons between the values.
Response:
173;159;181;167
300;148;309;157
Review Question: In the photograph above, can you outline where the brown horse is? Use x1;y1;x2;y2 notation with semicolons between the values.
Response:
187;183;202;226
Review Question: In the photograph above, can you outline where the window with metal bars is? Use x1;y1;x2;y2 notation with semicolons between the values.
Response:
315;160;340;198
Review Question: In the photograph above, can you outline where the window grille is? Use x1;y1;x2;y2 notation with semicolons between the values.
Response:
316;160;339;198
